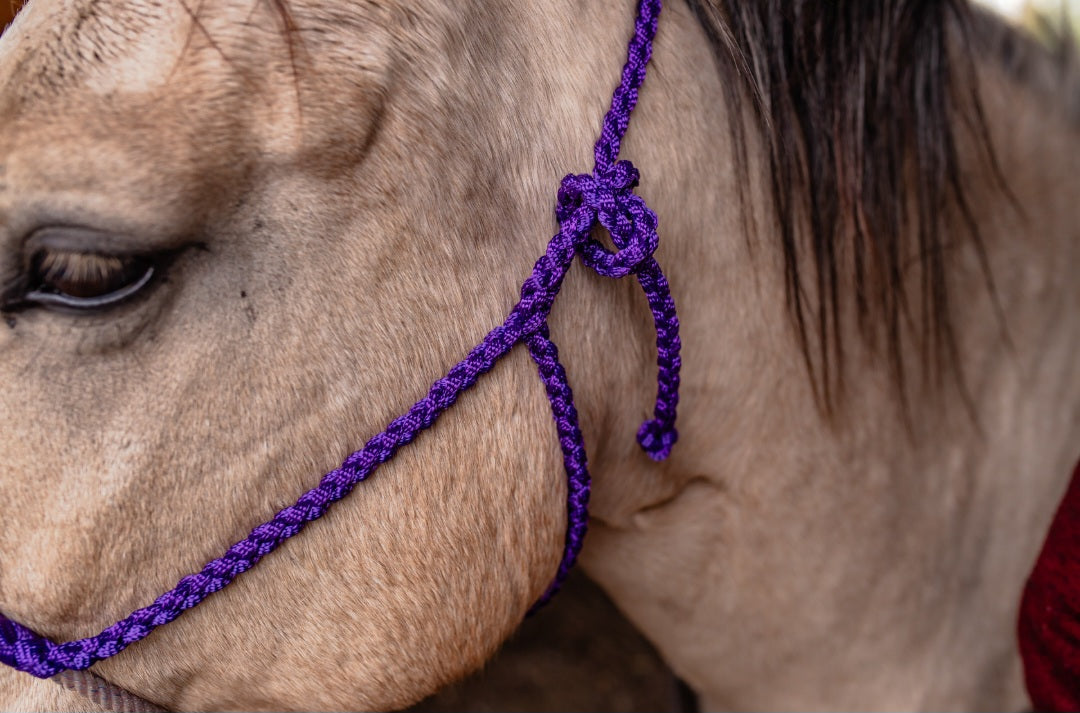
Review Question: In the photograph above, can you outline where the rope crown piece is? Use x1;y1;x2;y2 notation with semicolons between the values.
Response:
0;0;679;679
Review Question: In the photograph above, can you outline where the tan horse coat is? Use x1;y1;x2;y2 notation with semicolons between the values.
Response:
0;0;1076;709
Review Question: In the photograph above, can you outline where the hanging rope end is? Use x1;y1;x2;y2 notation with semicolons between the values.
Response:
636;418;677;461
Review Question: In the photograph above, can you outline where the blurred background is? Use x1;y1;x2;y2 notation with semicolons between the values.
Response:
984;0;1080;38
985;0;1078;25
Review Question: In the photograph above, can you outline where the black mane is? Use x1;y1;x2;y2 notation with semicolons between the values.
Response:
686;0;1018;412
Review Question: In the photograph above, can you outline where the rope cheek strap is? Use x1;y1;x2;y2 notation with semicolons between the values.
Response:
0;0;678;679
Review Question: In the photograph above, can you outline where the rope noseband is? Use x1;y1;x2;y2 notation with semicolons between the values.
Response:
0;0;678;684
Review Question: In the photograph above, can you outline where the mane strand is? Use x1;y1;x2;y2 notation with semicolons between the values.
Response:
686;0;1006;415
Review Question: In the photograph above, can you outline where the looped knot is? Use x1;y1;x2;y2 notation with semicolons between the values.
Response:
553;159;680;466
556;160;659;278
636;418;678;462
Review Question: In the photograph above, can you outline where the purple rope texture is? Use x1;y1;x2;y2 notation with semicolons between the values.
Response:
0;0;679;679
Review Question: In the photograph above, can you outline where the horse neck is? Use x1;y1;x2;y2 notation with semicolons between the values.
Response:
564;8;1080;709
570;5;1080;528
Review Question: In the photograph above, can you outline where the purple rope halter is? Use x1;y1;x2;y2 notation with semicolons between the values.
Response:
0;0;679;679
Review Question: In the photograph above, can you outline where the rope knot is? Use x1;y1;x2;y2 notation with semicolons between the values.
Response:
556;160;659;278
553;157;679;466
596;159;640;192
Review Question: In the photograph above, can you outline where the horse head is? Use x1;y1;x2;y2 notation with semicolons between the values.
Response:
0;0;647;707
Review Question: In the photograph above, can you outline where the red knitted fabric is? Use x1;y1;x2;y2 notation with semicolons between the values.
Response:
1020;461;1080;711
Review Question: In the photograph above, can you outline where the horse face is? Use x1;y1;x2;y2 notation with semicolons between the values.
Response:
0;0;586;707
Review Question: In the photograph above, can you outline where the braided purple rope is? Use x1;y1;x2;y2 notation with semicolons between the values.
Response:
0;0;676;679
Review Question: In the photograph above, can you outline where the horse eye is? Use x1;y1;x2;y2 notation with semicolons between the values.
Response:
23;248;156;310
